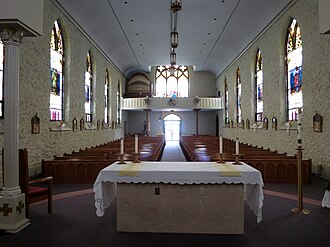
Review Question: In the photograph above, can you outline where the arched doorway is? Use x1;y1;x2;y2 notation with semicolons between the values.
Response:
163;114;181;141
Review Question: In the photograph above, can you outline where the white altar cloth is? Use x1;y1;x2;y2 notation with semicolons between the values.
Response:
322;191;330;208
93;161;264;222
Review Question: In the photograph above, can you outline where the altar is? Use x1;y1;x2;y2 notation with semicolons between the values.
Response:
93;161;264;234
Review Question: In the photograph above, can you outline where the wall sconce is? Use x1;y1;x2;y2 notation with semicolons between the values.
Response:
170;50;176;65
251;122;258;133
171;31;178;48
171;0;182;12
286;121;293;135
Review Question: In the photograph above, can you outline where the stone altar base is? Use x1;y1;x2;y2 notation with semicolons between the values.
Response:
117;183;244;234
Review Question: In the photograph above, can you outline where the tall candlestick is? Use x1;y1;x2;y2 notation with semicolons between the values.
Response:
236;138;239;155
219;135;223;154
120;138;124;155
135;134;138;153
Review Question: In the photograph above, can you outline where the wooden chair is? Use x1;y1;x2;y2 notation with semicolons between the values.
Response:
19;148;53;218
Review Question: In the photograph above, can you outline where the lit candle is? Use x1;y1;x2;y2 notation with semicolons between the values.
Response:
120;138;124;155
135;134;138;154
219;135;223;154
236;138;239;155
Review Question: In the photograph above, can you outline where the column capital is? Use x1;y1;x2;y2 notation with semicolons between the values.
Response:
1;29;23;45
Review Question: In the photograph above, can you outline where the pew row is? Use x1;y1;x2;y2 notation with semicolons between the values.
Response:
42;136;165;183
180;136;311;184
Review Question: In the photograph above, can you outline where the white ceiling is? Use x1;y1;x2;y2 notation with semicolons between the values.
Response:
55;0;294;78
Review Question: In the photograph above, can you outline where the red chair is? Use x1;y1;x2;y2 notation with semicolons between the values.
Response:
19;148;53;218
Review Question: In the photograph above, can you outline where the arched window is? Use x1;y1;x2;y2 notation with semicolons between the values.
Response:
224;78;229;125
236;68;242;124
50;20;64;121
286;18;303;121
85;50;93;122
255;49;263;122
0;41;4;118
117;81;121;124
155;65;188;97
104;69;109;124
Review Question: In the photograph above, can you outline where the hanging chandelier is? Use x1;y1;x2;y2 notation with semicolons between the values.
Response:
169;0;182;68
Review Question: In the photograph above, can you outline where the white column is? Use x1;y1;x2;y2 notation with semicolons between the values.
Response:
0;29;30;233
1;30;22;196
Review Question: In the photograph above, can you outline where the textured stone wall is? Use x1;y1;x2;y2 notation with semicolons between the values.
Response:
216;0;330;179
1;0;124;179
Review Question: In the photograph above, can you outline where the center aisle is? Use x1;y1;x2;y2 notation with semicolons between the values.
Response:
160;140;186;161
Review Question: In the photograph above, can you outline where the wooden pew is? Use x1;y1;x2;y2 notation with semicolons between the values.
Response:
42;136;165;183
179;135;311;184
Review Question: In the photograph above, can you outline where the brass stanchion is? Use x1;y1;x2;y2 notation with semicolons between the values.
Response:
291;146;310;215
291;108;310;215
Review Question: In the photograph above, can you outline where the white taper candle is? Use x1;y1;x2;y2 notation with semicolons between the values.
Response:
236;138;239;155
135;134;138;153
120;138;124;155
219;135;223;154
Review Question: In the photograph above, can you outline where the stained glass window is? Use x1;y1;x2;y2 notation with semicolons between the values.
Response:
104;69;109;124
286;18;303;121
255;49;263;122
236;68;242;124
224;78;229;125
155;65;188;97
117;81;121;124
85;50;93;122
0;41;3;118
50;20;64;121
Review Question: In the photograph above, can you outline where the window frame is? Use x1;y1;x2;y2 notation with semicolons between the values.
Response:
155;65;189;98
285;18;303;121
49;20;65;121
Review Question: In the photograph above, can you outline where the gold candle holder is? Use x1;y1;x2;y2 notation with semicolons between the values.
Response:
117;154;126;164
217;153;225;163
232;154;243;165
132;153;141;163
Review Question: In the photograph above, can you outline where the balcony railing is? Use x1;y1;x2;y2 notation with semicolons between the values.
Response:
122;97;223;110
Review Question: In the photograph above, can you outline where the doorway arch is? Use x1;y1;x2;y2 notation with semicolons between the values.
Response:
163;114;181;141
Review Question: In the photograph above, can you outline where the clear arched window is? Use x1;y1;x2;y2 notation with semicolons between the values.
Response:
236;68;242;124
117;81;121;124
104;69;109;124
0;41;4;118
286;18;303;121
155;65;188;97
224;78;229;125
85;50;93;122
50;20;64;121
255;49;263;122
